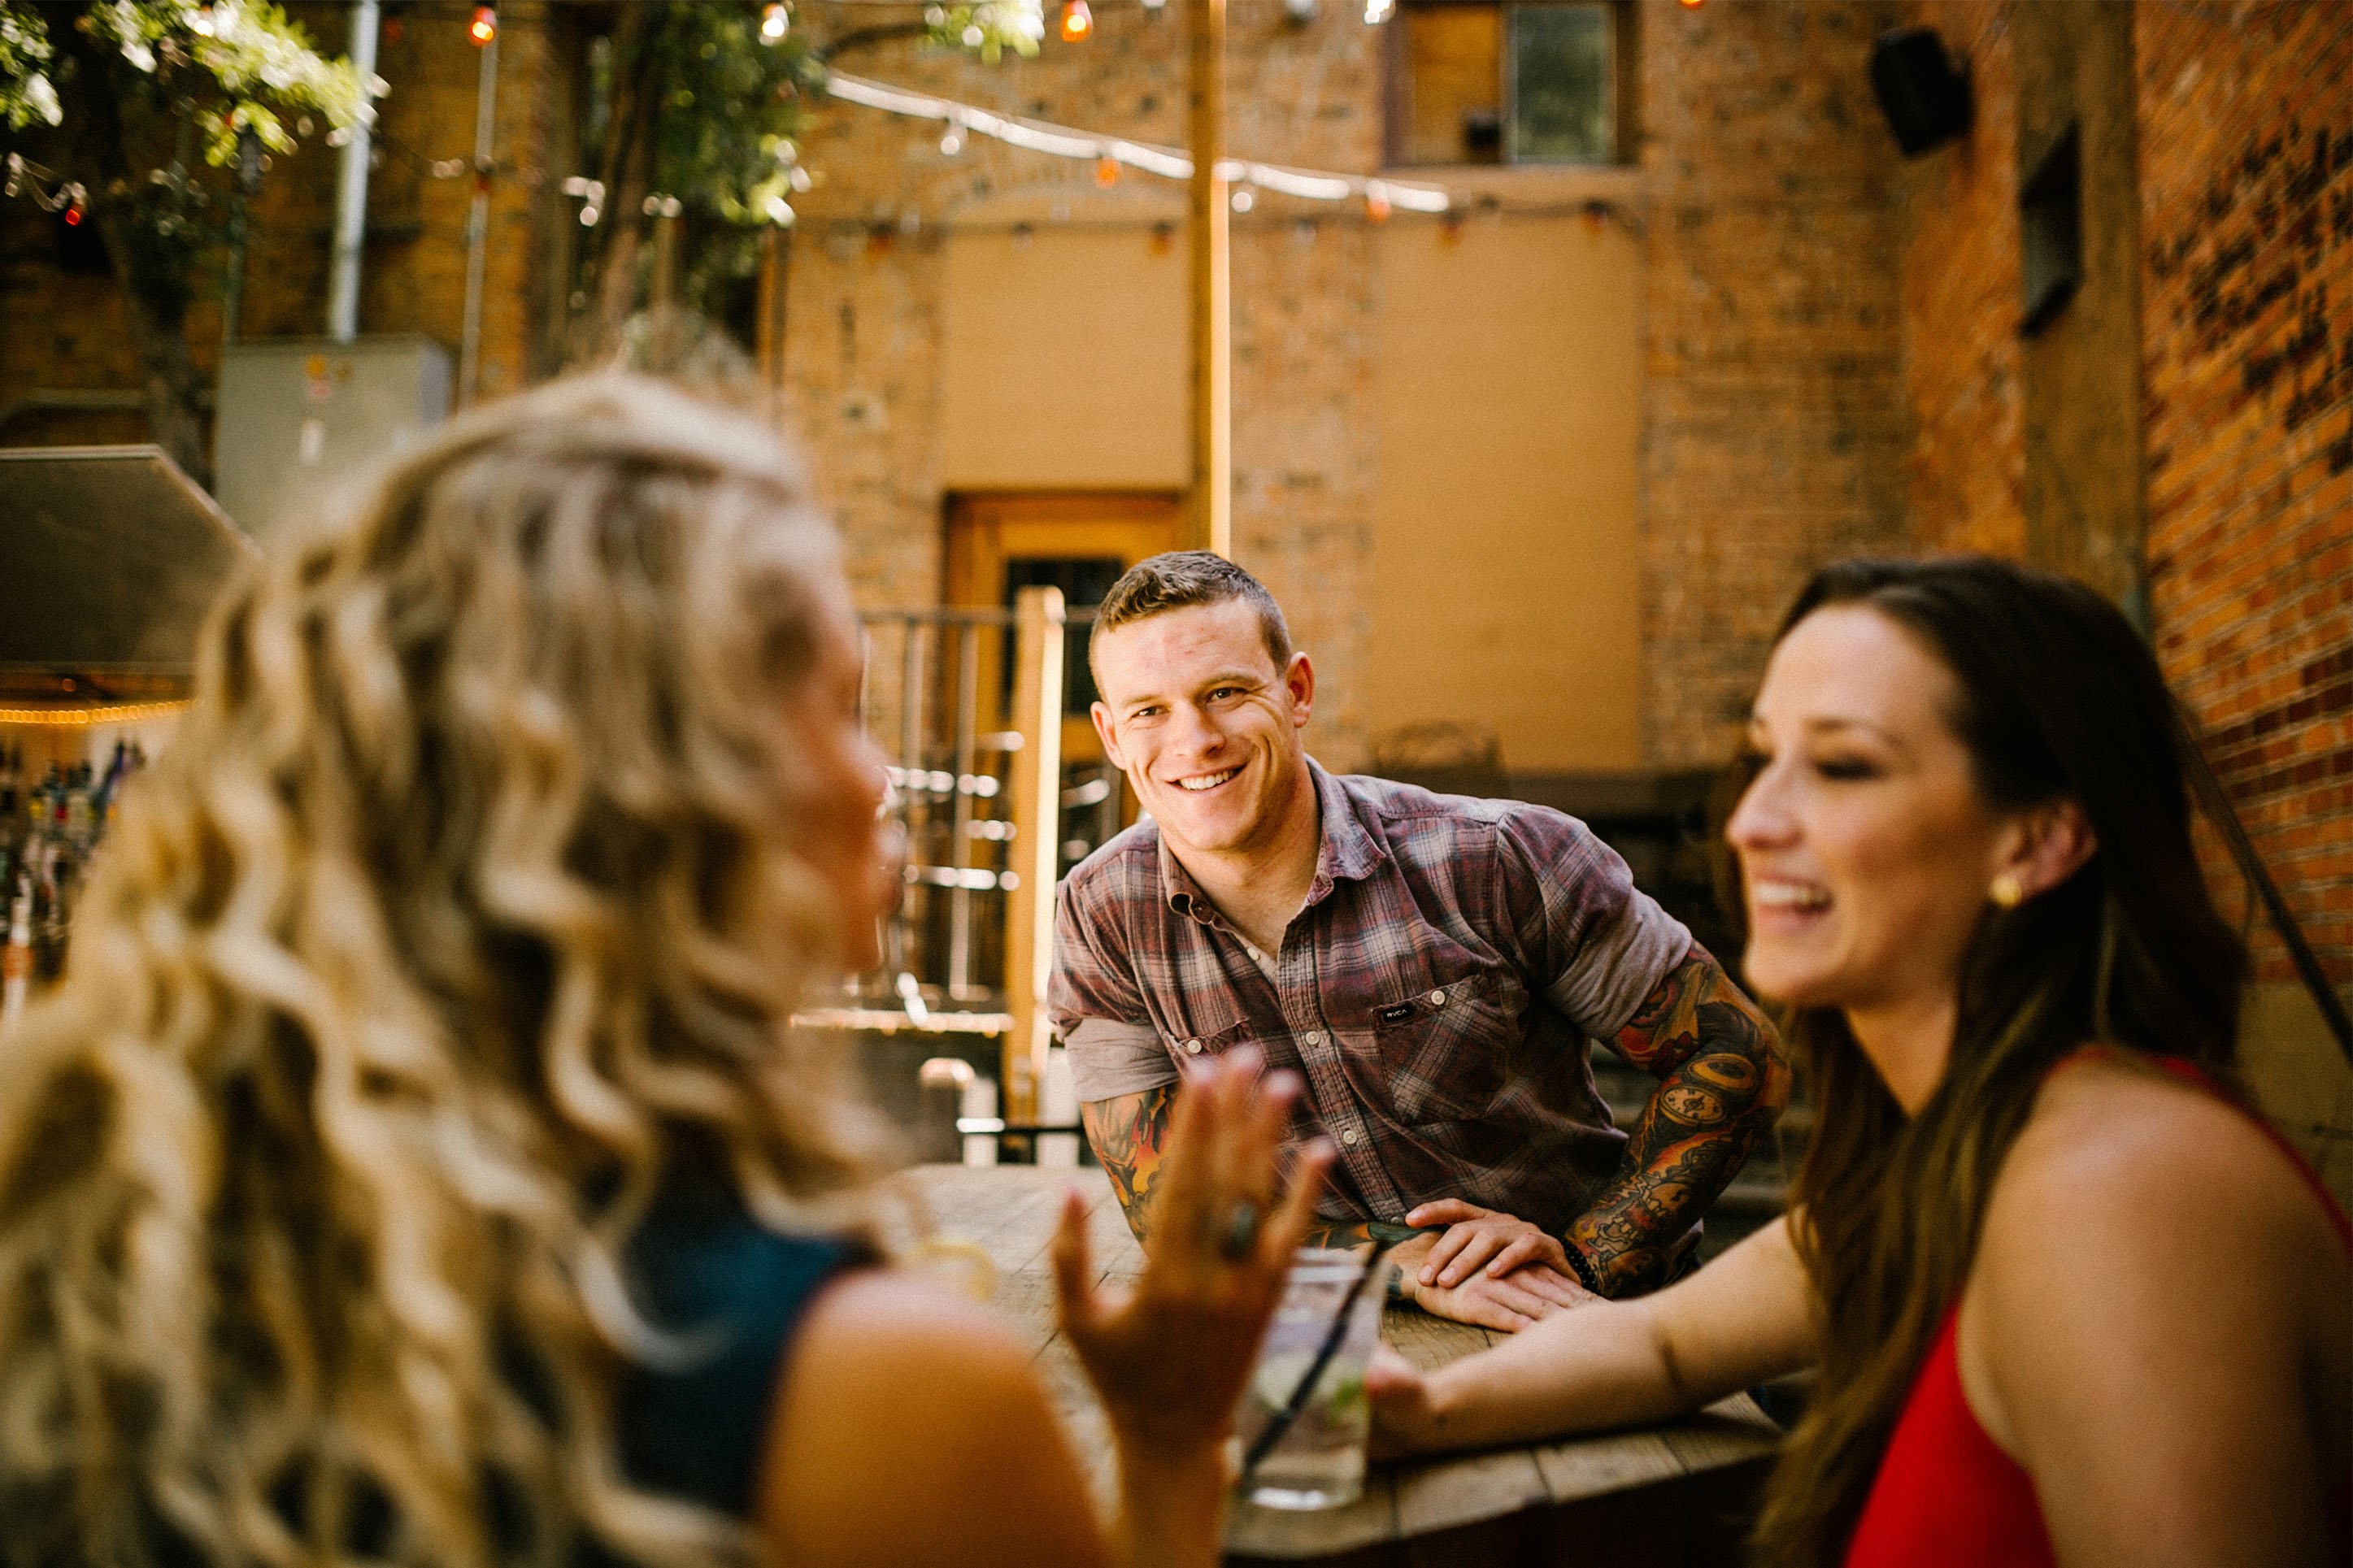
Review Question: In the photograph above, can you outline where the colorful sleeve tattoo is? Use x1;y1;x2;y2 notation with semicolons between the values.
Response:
1080;1083;1180;1244
1568;945;1790;1295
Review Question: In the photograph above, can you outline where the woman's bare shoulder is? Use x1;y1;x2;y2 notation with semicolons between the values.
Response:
1984;1049;2347;1296
759;1266;1109;1568
778;1264;1050;1433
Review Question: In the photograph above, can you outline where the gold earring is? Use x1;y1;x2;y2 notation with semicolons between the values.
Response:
1989;871;2025;910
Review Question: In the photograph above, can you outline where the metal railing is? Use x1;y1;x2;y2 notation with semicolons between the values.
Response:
810;589;1081;1119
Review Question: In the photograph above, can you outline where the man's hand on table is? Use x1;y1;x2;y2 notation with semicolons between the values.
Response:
1387;1201;1600;1331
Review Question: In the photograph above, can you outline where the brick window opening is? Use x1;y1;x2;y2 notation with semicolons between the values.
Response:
1390;1;1623;166
2019;124;2082;337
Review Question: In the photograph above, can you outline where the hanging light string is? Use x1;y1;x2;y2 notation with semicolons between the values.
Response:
4;154;85;219
824;70;1452;213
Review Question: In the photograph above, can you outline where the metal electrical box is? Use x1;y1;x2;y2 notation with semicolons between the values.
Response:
211;337;450;538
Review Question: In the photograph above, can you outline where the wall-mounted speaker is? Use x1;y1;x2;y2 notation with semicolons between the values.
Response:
1870;28;1972;156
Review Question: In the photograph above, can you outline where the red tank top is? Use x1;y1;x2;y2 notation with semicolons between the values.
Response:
1843;1052;2352;1568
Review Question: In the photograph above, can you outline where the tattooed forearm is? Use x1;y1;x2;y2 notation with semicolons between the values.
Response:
1080;1084;1179;1244
1568;945;1788;1294
1297;1219;1380;1250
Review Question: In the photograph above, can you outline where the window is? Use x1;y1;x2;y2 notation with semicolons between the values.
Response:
1391;2;1624;166
2018;124;2081;337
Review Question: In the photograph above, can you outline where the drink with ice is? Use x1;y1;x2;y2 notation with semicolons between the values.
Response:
1234;1249;1387;1510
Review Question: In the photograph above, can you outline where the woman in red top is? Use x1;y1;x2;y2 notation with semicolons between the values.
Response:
1369;556;2351;1566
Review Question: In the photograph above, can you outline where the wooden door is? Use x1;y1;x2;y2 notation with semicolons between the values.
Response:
944;491;1183;764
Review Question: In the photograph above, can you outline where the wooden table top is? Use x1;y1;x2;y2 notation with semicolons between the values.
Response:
902;1164;1782;1566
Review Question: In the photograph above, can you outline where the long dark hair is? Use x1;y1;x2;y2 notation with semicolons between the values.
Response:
1749;556;2245;1566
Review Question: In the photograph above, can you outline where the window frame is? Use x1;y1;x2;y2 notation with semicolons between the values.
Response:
1384;0;1639;170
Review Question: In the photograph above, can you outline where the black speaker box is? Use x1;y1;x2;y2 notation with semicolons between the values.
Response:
1870;27;1972;157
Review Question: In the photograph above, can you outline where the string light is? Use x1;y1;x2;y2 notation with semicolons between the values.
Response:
1059;0;1092;41
61;199;82;227
940;115;965;154
1094;154;1120;187
468;5;497;46
0;701;189;728
1230;185;1254;212
1364;189;1391;224
761;2;790;42
824;72;1451;213
1364;0;1394;22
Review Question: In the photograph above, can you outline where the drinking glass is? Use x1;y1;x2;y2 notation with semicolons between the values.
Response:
1232;1246;1388;1510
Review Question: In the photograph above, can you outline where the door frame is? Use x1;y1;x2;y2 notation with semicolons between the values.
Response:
942;489;1184;762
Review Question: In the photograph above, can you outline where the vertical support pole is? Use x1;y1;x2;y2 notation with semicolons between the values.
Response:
757;226;789;424
1003;586;1065;1123
458;20;498;407
1188;0;1231;558
651;208;681;311
947;620;981;999
327;0;381;343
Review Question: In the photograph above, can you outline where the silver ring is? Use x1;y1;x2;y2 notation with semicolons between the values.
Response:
1218;1198;1261;1261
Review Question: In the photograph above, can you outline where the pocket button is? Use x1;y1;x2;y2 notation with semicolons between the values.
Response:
1301;1029;1323;1047
1429;988;1447;1006
1185;1038;1203;1053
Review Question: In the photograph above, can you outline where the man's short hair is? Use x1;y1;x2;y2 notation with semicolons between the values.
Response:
1089;551;1294;682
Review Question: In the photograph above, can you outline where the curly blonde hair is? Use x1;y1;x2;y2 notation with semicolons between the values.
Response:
0;375;894;1567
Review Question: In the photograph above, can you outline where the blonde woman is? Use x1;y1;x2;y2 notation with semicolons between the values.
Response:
0;375;1328;1568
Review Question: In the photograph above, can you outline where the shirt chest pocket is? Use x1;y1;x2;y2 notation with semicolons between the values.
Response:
1359;970;1526;1124
1166;1015;1254;1071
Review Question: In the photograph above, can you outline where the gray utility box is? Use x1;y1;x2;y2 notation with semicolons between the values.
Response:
212;337;450;538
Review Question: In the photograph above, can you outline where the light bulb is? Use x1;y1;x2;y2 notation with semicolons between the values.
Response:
1364;0;1393;22
1059;0;1092;41
1230;186;1255;212
189;3;216;38
1096;154;1120;187
760;2;789;41
941;123;965;154
468;4;497;45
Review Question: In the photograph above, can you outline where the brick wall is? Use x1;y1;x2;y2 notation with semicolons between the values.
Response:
2136;0;2353;1184
783;2;1389;761
1894;1;2025;556
1637;0;1912;769
0;0;557;454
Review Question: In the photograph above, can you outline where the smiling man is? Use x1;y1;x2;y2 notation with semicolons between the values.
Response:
1051;554;1789;1330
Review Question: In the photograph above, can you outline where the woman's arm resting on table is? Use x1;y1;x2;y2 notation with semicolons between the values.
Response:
1965;1073;2353;1568
759;1269;1114;1568
1374;1212;1818;1456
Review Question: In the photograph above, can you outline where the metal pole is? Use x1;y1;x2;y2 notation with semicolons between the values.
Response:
458;21;499;406
326;0;380;341
1188;0;1231;557
948;621;981;999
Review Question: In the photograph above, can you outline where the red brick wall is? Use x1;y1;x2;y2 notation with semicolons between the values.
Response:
0;0;558;453
1894;0;2026;557
2138;0;2353;991
1638;0;1912;768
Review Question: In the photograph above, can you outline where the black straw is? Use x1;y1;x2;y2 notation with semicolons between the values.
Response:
1237;1238;1394;1491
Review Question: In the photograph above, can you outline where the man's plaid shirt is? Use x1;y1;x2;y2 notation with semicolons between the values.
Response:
1050;765;1693;1236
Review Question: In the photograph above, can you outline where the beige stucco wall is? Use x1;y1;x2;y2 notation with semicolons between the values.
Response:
939;210;1189;491
928;197;1646;775
1370;213;1646;774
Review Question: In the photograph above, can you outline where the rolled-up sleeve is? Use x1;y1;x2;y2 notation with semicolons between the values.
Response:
1495;806;1694;1040
1050;882;1179;1101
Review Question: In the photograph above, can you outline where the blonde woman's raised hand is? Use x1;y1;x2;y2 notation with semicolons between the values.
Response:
1052;1048;1333;1455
